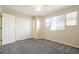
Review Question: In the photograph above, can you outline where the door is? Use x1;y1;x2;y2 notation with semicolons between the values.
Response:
2;13;16;45
15;17;32;41
0;12;2;46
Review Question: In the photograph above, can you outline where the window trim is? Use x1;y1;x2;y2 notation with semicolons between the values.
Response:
45;11;77;31
65;11;77;26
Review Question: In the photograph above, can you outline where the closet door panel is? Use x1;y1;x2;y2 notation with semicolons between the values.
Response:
2;13;15;45
15;17;32;41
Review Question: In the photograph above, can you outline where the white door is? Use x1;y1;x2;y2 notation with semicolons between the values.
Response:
0;13;2;46
2;13;15;45
15;17;32;41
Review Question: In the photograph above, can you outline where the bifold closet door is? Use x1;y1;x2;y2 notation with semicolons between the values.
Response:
15;17;32;41
2;13;16;45
0;13;2;46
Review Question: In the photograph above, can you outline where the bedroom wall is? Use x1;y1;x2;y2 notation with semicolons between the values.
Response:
31;16;45;39
40;6;79;48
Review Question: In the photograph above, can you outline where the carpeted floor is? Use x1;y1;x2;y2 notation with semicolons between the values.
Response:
0;38;79;54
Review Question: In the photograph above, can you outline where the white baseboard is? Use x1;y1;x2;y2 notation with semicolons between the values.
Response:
40;36;79;48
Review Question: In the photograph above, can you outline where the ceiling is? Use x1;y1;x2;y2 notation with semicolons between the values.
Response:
1;5;72;16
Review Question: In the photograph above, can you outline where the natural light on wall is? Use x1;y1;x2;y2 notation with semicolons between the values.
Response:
66;11;77;26
36;17;40;32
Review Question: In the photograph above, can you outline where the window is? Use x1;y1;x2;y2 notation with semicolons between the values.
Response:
50;15;65;31
57;15;65;30
45;11;77;31
45;18;51;28
66;11;77;26
50;17;57;30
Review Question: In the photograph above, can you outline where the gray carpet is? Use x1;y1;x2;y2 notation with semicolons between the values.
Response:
0;38;79;54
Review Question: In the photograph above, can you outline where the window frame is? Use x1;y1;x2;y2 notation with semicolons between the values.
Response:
50;15;65;31
45;11;77;31
45;17;51;29
66;11;77;26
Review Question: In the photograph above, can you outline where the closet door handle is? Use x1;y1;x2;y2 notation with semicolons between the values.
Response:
0;27;2;30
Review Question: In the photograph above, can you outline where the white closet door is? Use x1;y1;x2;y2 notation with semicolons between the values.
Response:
15;17;32;41
2;13;16;45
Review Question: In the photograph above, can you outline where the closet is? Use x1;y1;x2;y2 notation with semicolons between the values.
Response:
2;13;16;45
2;13;32;45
